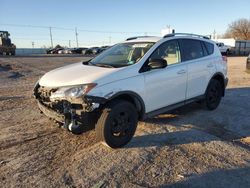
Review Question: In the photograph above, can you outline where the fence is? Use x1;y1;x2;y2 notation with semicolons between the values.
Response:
15;48;46;55
234;40;250;56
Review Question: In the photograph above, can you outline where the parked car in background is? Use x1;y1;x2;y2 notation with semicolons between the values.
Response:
91;47;101;54
61;48;71;54
46;46;64;54
216;42;231;55
85;47;100;55
81;48;88;55
83;46;110;55
70;47;88;54
34;33;228;148
46;48;53;54
99;46;110;53
247;54;250;70
57;49;64;54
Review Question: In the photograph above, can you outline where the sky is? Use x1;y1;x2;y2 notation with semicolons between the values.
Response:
1;0;250;48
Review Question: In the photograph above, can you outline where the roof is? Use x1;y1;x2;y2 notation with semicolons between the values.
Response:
123;36;161;43
123;33;212;43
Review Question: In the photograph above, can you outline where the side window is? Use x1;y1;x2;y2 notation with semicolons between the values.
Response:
201;42;208;56
179;39;204;61
204;41;214;55
150;40;181;65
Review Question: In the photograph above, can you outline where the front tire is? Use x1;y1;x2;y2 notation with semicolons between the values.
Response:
205;79;223;110
95;100;138;148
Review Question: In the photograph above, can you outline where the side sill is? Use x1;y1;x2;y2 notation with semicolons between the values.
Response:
143;95;204;120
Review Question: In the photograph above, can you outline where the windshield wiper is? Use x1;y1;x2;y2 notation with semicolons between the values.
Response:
82;59;93;65
94;63;115;68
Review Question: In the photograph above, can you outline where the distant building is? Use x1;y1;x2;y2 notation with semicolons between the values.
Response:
212;38;236;47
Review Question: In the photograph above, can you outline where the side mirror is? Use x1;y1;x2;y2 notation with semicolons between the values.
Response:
148;58;167;69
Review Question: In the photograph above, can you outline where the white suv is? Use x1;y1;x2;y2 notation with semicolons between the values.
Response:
34;33;228;148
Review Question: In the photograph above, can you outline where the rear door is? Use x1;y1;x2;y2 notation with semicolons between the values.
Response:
179;39;216;99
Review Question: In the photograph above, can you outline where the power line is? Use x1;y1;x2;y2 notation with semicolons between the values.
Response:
0;23;159;34
0;23;49;29
1;23;160;47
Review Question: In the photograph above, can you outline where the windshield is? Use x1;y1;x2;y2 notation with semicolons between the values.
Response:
89;42;154;68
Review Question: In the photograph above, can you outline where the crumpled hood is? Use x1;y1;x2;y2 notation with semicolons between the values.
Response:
39;62;118;87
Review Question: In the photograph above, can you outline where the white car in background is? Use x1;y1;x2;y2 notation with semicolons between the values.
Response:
57;49;64;54
34;33;228;148
216;42;231;55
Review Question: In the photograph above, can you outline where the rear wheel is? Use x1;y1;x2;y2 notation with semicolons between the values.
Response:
205;79;223;110
95;100;138;148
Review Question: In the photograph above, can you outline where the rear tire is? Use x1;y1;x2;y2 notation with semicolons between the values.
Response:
95;100;138;148
205;79;223;110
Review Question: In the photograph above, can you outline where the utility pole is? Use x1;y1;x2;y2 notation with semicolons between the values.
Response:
32;41;34;54
109;36;111;44
75;27;79;47
49;27;53;48
213;29;217;40
69;40;71;48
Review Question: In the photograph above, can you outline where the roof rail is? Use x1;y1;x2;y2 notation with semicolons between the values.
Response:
126;36;154;41
163;33;210;40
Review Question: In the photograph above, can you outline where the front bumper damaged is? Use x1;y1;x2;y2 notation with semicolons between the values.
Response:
33;83;107;127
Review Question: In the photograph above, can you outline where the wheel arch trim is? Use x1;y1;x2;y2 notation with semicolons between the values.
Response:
108;91;146;119
208;72;227;96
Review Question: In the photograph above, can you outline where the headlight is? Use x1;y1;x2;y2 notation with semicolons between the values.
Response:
50;83;97;100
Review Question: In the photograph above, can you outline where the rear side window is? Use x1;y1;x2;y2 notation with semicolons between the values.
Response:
204;41;214;55
179;39;204;61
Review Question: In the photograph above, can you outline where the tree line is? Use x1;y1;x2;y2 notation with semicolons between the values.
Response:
223;18;250;40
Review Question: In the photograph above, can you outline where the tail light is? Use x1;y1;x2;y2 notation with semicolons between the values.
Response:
222;56;227;63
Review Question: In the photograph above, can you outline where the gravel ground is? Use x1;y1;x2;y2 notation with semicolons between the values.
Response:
0;55;249;188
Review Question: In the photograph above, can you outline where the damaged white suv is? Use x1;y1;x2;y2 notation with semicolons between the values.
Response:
34;33;228;148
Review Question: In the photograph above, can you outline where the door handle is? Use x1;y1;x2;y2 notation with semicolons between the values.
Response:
207;63;214;68
177;70;186;74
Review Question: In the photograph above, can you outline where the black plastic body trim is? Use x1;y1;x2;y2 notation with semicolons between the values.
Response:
209;72;228;96
85;95;108;104
108;91;146;119
143;95;205;119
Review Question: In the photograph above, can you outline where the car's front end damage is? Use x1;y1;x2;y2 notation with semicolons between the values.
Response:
33;82;106;132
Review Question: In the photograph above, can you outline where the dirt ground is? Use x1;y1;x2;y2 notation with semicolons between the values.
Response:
0;55;249;188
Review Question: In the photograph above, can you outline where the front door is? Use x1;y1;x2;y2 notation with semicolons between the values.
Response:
143;40;188;113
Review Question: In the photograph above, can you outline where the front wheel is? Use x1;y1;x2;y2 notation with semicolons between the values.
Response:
95;100;138;148
205;79;223;110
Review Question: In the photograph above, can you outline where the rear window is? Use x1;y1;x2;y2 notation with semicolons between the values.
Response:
204;41;214;55
179;39;204;61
